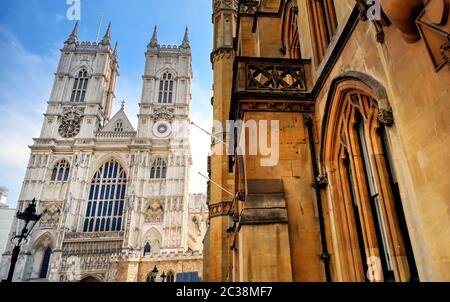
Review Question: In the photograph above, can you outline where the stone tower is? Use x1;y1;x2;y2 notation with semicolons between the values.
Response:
203;0;238;282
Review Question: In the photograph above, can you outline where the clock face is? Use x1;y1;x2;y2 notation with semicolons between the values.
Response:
157;124;168;134
59;119;81;138
58;110;82;138
153;121;171;138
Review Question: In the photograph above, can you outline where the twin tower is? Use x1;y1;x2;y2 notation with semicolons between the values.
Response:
0;23;207;282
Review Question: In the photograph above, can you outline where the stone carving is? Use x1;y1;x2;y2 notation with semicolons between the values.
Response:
209;201;233;218
314;174;329;190
151;107;175;122
378;107;394;127
145;200;164;223
64;231;124;241
240;101;315;113
239;0;261;14
355;0;391;43
40;203;62;228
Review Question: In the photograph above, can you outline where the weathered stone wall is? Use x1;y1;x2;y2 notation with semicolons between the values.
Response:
311;2;450;281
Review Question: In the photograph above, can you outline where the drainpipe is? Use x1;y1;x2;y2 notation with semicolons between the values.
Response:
304;115;331;282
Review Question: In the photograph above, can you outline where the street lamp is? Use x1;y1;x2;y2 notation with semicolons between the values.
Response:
149;265;159;283
4;199;43;282
160;271;166;282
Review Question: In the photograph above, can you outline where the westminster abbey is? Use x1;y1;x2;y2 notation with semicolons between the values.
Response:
1;0;449;283
0;23;208;282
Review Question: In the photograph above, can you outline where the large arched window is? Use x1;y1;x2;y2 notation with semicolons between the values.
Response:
39;247;52;279
150;158;167;179
51;160;70;182
322;86;418;282
70;69;89;103
158;72;174;104
307;0;337;63
83;160;127;233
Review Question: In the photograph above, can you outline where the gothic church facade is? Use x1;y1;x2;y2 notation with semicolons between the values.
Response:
0;23;206;282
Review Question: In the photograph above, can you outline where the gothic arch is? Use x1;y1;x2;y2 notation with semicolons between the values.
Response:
80;275;102;282
319;78;417;282
88;154;129;181
49;157;72;168
49;159;71;182
83;159;128;233
27;232;55;280
156;67;178;79
320;71;391;163
69;64;93;77
150;157;167;179
281;0;301;59
141;227;162;254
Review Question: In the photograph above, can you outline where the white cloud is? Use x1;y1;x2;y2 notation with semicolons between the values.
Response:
0;26;59;207
188;81;213;194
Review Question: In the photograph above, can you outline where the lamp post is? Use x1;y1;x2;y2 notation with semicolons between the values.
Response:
160;271;166;283
149;265;159;283
4;199;42;282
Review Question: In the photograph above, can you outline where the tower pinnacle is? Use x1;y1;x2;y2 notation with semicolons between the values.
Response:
181;26;190;49
113;42;119;57
101;22;111;45
148;26;159;48
65;21;79;44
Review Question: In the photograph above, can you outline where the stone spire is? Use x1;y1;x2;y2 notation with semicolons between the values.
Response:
101;22;111;45
113;42;119;57
148;26;159;48
65;21;78;44
181;26;190;48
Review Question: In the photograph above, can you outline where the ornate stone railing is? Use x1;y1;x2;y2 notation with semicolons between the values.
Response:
234;57;312;97
95;131;136;139
213;0;238;13
230;56;313;119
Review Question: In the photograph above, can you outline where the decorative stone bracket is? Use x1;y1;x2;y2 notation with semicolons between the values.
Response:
239;0;261;14
313;174;329;190
378;107;394;127
355;0;391;43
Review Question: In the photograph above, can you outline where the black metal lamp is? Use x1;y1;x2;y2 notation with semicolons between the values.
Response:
160;271;166;282
149;265;159;282
4;198;43;282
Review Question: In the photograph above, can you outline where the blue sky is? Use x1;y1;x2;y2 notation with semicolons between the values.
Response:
0;0;214;207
